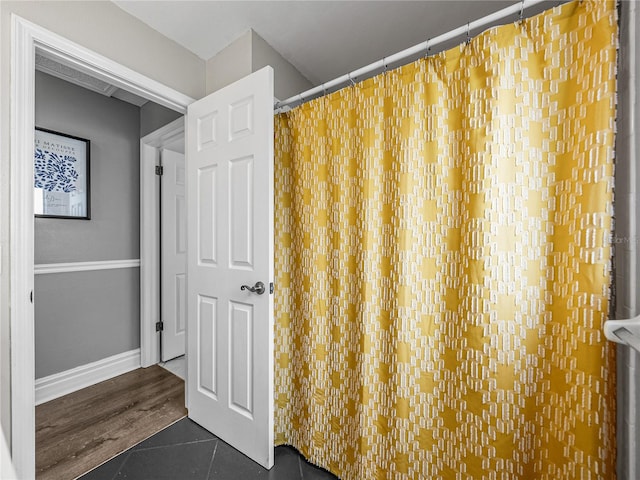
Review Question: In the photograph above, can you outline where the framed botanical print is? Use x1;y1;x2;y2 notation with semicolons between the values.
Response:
34;128;90;219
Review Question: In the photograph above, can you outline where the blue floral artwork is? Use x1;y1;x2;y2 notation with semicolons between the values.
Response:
34;129;89;218
34;148;80;193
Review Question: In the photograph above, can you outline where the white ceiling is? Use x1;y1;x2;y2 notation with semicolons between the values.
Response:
111;1;531;87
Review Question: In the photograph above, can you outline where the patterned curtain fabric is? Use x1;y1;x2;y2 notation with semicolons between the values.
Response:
273;1;618;478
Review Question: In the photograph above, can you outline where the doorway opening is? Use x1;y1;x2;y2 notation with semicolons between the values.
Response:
140;118;186;368
10;15;193;478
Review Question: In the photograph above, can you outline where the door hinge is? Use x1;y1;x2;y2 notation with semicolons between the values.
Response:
156;321;164;332
270;282;274;294
155;165;164;176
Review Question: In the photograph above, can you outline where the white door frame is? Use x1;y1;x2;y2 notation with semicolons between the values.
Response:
140;118;185;368
10;15;194;478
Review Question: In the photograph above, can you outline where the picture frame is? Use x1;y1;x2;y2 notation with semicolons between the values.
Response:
34;127;91;219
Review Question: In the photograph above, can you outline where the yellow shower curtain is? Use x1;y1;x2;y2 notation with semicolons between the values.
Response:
274;1;618;478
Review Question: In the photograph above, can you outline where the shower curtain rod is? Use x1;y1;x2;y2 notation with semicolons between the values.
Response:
274;0;564;112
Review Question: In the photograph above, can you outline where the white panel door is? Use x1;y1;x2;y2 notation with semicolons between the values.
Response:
161;148;187;361
186;66;274;469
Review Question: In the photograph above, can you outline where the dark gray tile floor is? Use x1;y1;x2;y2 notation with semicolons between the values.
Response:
78;418;339;480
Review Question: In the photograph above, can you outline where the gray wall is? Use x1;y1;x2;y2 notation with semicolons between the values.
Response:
35;70;141;378
140;101;183;138
34;270;140;378
250;29;313;101
206;30;253;96
206;28;313;100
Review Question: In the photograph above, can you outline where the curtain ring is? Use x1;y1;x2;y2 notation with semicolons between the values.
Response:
320;84;326;114
466;22;471;45
382;56;388;74
519;0;524;23
424;39;432;59
348;72;356;87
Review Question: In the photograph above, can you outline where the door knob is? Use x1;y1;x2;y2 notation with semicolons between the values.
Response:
240;281;265;295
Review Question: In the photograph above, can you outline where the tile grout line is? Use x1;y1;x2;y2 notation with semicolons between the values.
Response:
72;445;134;480
133;437;218;452
298;455;304;479
205;439;219;479
108;450;133;480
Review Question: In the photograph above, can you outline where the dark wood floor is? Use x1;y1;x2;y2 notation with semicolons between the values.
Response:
36;365;187;480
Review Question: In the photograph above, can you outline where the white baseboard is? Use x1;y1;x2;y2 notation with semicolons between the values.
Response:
35;348;141;405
